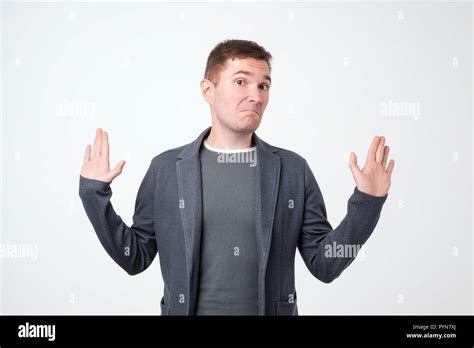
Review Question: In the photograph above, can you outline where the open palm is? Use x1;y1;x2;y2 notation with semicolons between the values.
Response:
349;136;395;197
81;128;126;183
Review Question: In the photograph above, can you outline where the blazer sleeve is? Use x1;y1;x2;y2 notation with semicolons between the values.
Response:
297;159;388;283
78;159;158;275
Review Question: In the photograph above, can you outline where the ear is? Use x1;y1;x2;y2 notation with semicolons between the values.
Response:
200;78;214;105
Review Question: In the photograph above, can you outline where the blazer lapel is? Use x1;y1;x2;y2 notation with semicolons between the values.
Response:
252;132;281;314
176;127;211;314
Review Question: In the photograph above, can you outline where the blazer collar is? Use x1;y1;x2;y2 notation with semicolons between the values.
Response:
177;126;278;159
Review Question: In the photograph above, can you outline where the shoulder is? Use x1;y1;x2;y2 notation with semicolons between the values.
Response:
275;146;306;163
149;143;188;168
264;141;307;167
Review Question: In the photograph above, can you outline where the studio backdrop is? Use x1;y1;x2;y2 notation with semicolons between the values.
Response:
1;1;472;314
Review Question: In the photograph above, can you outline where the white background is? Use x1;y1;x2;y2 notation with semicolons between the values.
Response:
1;1;472;314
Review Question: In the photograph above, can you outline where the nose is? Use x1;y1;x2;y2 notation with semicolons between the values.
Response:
247;84;263;104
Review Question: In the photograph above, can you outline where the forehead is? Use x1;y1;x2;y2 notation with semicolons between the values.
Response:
221;57;270;77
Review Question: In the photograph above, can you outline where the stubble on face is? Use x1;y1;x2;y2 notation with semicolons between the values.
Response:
212;57;271;134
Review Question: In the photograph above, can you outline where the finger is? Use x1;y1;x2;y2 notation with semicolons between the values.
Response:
102;131;109;160
367;136;380;162
91;128;102;158
110;160;126;178
375;136;385;164
382;145;390;169
349;152;361;174
387;159;395;176
83;144;91;164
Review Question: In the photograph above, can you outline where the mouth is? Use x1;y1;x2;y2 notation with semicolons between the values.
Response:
240;110;259;115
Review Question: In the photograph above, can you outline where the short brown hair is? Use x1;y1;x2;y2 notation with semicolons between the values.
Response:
204;39;272;85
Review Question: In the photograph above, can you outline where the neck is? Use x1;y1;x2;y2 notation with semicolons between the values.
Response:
206;124;253;150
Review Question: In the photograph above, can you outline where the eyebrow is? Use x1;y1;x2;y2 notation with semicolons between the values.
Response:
231;70;272;83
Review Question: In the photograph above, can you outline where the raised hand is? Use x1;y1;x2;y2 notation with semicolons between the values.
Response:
349;136;395;197
81;128;126;183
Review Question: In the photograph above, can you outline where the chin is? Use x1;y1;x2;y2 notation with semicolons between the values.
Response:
238;119;261;132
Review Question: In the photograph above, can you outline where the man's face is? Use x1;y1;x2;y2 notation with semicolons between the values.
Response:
201;57;271;134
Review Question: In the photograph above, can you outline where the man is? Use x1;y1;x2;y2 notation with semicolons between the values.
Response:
79;39;395;316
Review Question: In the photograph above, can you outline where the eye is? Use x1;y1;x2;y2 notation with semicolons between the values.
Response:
259;84;270;90
235;79;245;86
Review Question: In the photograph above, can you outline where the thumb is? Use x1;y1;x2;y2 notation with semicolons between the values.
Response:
348;152;361;175
110;160;126;180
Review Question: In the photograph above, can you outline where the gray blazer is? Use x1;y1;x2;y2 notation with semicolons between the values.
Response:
79;126;388;315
